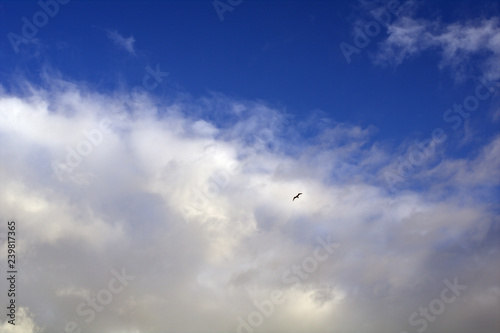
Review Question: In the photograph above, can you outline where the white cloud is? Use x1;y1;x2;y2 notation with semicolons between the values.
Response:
421;134;500;189
0;307;41;333
374;17;500;81
106;30;136;55
0;78;498;332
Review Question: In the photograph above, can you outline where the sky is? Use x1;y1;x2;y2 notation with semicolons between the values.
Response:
0;0;499;332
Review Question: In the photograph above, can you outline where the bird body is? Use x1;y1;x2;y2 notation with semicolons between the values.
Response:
293;193;302;201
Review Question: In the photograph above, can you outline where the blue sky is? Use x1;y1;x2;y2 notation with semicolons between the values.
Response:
2;0;497;141
0;1;499;333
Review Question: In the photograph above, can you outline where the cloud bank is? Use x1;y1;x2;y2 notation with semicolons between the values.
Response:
0;77;499;333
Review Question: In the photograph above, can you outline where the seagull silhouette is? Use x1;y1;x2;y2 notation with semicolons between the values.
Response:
293;193;302;201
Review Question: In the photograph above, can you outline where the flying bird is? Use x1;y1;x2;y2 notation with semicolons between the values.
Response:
293;193;302;201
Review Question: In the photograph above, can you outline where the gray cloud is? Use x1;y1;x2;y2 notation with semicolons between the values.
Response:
0;78;498;333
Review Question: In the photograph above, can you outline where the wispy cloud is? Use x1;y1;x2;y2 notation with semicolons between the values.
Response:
106;29;136;55
374;17;500;81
